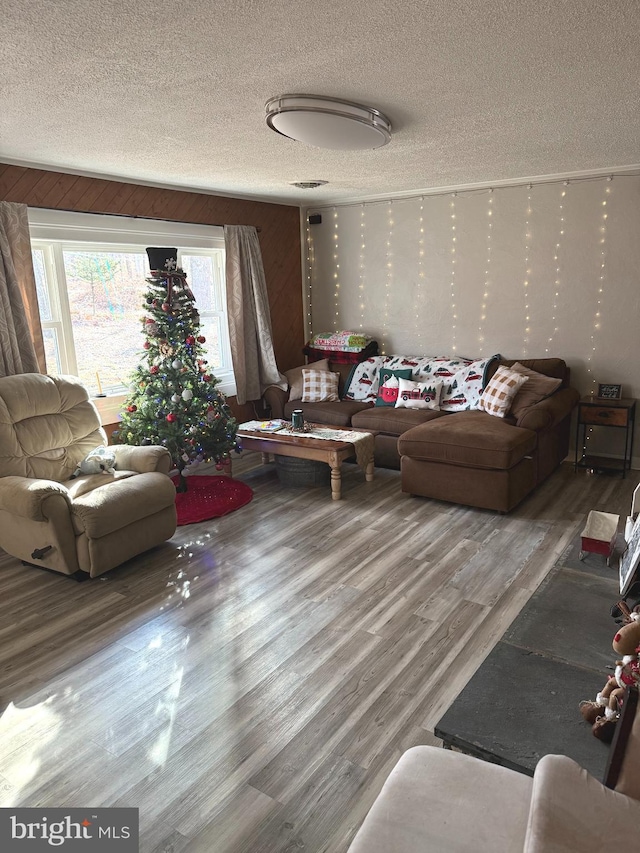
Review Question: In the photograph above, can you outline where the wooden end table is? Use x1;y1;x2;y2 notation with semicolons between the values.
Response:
574;396;636;477
236;425;376;500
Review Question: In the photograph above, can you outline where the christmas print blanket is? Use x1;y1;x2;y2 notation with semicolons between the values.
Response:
344;354;499;411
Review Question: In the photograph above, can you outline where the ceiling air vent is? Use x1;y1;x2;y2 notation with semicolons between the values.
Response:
291;180;328;189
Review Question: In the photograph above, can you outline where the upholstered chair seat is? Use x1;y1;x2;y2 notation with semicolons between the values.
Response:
0;373;177;577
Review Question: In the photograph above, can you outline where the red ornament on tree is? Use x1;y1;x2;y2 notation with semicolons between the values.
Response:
127;405;137;412
202;375;211;382
143;341;151;350
150;365;159;374
197;335;206;343
186;335;195;345
161;303;170;312
166;413;177;423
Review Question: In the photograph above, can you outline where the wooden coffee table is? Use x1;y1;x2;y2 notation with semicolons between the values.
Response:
236;425;376;500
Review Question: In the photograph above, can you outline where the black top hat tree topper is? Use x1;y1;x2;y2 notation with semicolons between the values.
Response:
145;247;195;305
146;247;178;272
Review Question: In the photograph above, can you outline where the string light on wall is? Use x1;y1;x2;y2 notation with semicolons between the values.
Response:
332;207;340;330
586;180;612;390
305;216;314;337
382;200;394;354
545;184;567;354
415;196;426;350
521;186;533;355
449;193;457;353
358;204;366;329
478;190;493;354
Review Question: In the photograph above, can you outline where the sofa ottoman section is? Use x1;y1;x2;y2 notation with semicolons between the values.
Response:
399;412;538;512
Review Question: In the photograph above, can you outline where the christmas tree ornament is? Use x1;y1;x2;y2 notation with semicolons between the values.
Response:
197;335;206;343
171;394;181;403
182;389;193;401
186;336;195;345
166;413;177;423
172;359;182;370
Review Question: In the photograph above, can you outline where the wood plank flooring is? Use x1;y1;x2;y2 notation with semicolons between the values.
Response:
0;457;637;852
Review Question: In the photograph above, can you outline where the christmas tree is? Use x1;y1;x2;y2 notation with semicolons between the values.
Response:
115;247;237;492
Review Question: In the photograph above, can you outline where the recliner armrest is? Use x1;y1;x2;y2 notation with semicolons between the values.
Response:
112;445;172;475
524;754;640;852
515;386;580;432
0;476;71;521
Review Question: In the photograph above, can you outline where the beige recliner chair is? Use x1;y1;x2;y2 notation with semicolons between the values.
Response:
0;373;177;578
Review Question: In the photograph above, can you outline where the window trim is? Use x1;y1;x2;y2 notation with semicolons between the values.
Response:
28;208;236;400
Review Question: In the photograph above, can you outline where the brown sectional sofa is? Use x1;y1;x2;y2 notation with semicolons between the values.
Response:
264;357;579;512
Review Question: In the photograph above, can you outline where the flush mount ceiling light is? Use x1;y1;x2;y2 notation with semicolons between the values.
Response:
266;94;391;151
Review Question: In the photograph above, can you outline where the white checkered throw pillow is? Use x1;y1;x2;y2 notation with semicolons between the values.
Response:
301;369;340;402
479;365;529;418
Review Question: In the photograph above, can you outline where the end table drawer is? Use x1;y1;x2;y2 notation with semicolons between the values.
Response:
581;406;629;427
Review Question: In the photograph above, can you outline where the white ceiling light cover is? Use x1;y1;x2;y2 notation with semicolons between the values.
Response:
265;94;392;151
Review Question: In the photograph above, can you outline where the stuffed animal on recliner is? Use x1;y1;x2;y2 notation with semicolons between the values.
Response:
579;613;640;741
69;446;117;479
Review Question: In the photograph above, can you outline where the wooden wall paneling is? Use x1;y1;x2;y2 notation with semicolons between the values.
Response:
0;165;40;200
56;175;102;210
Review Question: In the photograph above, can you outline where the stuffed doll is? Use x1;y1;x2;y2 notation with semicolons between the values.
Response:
579;613;640;741
69;446;117;479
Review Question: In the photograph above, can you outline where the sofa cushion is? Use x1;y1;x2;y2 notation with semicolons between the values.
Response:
285;398;372;427
398;410;537;470
375;367;413;406
395;376;443;410
352;405;446;435
479;365;529;418
347;746;532;853
301;369;340;402
285;359;330;400
524;754;640;853
509;362;563;419
487;357;569;385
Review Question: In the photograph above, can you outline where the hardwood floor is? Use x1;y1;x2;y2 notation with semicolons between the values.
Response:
0;457;637;852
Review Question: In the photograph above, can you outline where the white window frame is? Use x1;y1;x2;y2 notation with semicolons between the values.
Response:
28;209;236;418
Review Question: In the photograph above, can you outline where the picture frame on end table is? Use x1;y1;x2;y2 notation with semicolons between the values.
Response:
598;383;623;400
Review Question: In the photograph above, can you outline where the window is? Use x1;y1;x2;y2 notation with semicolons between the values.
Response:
29;210;235;404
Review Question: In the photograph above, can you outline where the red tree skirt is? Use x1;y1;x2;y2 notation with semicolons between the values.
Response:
172;475;253;525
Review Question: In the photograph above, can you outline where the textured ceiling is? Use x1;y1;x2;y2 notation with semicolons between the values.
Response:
2;0;640;204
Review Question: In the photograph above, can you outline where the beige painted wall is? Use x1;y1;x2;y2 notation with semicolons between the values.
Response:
306;174;640;465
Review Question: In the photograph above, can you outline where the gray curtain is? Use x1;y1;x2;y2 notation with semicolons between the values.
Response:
0;202;45;377
224;225;286;405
